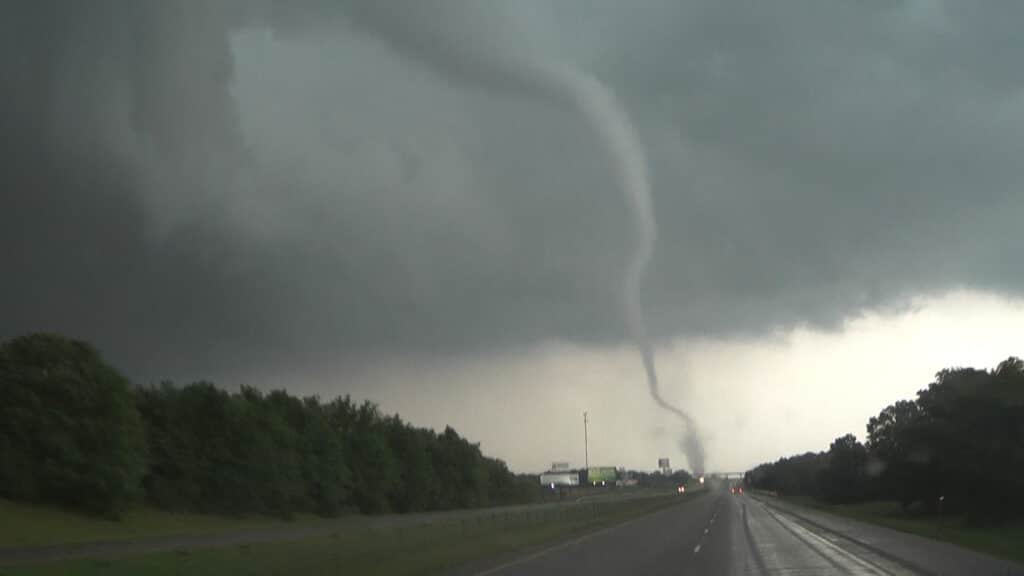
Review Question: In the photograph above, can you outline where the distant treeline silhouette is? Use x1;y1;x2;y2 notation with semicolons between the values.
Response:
0;333;543;518
746;357;1024;525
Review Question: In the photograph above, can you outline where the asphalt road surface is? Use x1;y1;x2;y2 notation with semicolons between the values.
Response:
476;488;1024;576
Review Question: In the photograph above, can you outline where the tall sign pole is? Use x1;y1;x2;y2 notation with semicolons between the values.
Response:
583;411;589;471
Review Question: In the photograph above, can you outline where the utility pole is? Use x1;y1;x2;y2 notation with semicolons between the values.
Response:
583;411;589;471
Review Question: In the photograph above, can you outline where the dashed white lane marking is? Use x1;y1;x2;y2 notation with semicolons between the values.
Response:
703;528;709;534
694;544;702;554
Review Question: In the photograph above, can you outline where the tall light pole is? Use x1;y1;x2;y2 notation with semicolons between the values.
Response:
583;411;589;471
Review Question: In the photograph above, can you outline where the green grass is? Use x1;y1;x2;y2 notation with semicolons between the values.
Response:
3;494;699;576
0;498;330;548
777;497;1024;564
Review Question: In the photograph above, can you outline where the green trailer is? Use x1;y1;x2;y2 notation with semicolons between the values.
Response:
587;467;617;486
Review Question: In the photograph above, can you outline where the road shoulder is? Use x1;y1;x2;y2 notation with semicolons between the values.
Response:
751;494;1024;576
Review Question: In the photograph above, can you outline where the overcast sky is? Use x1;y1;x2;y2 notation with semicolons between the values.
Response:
4;1;1023;473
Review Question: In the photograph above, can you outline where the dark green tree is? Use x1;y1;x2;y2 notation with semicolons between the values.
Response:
383;417;440;512
867;400;925;509
0;334;146;516
819;434;868;504
233;387;305;516
329;398;399;513
265;392;351;516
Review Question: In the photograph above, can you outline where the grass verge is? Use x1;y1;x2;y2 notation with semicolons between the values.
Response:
0;499;328;549
777;496;1024;564
2;493;699;576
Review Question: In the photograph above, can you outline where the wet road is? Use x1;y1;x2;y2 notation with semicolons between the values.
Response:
477;489;1024;576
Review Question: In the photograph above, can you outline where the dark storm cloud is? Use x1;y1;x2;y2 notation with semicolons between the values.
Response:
3;1;1023;380
2;1;254;378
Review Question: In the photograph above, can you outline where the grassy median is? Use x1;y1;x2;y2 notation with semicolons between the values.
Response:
0;498;330;549
3;492;701;576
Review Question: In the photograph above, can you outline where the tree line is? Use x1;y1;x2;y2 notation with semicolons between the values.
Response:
0;333;543;518
745;357;1024;525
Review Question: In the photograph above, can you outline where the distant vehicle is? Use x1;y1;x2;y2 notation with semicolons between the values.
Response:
540;472;579;488
587;466;617;486
731;485;743;495
677;485;686;494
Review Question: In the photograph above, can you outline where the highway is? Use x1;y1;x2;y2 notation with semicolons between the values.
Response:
476;486;1024;576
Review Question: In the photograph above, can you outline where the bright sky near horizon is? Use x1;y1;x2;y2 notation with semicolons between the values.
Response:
238;289;1023;474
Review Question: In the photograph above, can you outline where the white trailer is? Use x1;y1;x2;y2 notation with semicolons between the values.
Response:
539;472;580;487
